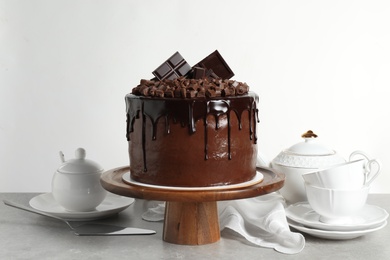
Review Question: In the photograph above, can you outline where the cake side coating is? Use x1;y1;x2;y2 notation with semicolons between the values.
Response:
125;87;259;187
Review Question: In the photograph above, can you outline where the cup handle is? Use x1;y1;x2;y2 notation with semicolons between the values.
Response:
349;150;370;162
349;150;381;186
365;159;381;186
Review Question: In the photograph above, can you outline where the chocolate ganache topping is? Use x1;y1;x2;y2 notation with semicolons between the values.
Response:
126;77;259;172
131;77;250;98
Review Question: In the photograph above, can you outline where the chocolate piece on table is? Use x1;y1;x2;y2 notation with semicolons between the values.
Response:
152;52;192;80
194;50;234;79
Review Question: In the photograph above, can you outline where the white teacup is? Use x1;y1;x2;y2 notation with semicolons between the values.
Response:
302;152;381;189
305;183;370;224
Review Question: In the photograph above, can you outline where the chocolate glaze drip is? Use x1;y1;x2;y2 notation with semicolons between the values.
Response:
126;92;259;171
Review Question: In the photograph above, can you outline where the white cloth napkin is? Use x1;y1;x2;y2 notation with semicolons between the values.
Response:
141;193;305;254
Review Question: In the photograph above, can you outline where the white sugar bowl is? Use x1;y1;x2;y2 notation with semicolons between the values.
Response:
52;148;107;212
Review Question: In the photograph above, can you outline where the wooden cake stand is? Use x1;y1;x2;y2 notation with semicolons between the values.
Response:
100;166;284;245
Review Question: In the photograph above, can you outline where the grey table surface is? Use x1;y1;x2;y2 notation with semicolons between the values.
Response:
0;193;389;260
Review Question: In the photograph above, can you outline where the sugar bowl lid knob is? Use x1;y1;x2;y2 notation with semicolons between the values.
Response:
75;148;86;159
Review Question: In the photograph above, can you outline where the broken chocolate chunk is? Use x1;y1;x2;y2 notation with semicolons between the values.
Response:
193;50;234;79
191;67;206;79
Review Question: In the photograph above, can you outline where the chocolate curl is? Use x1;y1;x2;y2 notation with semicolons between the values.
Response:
204;80;217;92
164;89;174;97
218;81;226;90
140;86;150;96
186;89;197;98
197;90;206;97
235;82;249;95
222;87;235;97
155;89;164;97
187;83;198;92
164;79;175;88
232;80;240;88
180;80;191;89
180;87;186;98
212;85;222;97
157;84;167;92
243;83;250;93
173;79;181;88
206;88;216;98
174;88;181;98
236;86;245;95
150;86;162;96
132;86;141;95
140;79;149;85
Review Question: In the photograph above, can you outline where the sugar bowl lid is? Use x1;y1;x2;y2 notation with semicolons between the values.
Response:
271;130;345;168
57;148;103;174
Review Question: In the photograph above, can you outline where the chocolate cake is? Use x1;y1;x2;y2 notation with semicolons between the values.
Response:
125;51;259;187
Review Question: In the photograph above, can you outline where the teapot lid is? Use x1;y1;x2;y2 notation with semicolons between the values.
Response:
57;148;103;174
272;130;345;168
285;130;335;156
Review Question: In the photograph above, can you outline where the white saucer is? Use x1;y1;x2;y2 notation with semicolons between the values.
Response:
288;219;387;240
286;202;389;231
122;170;264;191
29;193;134;221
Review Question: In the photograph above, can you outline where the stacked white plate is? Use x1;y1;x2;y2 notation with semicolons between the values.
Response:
286;202;388;240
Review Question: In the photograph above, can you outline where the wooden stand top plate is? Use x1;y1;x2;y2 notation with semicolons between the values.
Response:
100;166;285;202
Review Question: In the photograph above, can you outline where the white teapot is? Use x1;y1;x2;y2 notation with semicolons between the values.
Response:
270;130;345;204
52;148;107;212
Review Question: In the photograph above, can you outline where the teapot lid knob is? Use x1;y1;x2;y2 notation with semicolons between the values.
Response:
75;148;86;160
301;130;318;139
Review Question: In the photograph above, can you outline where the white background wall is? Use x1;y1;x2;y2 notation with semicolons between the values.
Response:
1;0;389;193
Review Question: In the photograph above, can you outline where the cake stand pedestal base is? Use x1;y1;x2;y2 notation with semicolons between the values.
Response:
100;166;284;245
163;201;219;245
